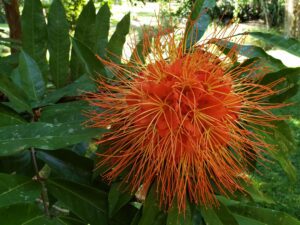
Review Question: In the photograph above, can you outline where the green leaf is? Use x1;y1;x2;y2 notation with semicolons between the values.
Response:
108;182;132;218
130;36;151;65
0;203;67;225
184;0;215;49
260;67;300;102
0;104;26;127
213;40;286;72
57;216;86;225
36;150;94;184
0;173;40;207
19;51;45;103
70;0;96;79
167;201;192;225
263;121;297;182
106;13;130;64
21;0;48;79
243;181;274;204
40;101;91;123
47;179;108;225
41;75;96;106
139;185;166;225
226;203;300;225
248;32;300;57
0;76;32;113
0;122;106;156
48;0;71;88
233;214;268;225
200;201;239;225
93;3;111;57
0;54;19;76
110;205;139;225
0;151;34;176
72;38;107;78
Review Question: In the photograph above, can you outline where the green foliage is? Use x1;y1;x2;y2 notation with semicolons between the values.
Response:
0;0;299;224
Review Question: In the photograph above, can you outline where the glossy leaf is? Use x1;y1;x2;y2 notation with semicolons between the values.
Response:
0;104;26;127
262;121;297;182
106;13;130;64
72;38;107;77
0;76;32;113
167;201;192;225
214;40;286;72
108;182;132;217
39;101;91;123
0;122;106;156
260;67;300;103
48;0;70;88
200;201;239;225
0;173;40;207
70;0;96;79
184;0;215;49
249;32;300;57
41;75;96;106
233;214;268;225
21;0;48;78
0;203;67;225
36;150;93;184
19;51;45;103
139;185;166;225
0;151;34;176
93;3;111;57
0;54;19;76
226;203;300;225
47;179;108;225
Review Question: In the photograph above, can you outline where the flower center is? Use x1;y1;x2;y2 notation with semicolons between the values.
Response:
126;52;242;158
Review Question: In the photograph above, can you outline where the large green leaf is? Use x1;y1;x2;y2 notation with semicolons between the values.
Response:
200;202;239;225
0;54;19;76
0;76;32;113
108;182;132;218
0;173;40;207
167;201;192;225
36;150;93;184
106;13;130;64
18;51;46;104
72;38;107;78
21;0;48;78
0;151;34;176
225;202;300;225
41;75;96;106
248;32;300;57
48;0;70;88
70;0;96;79
139;185;166;225
47;179;108;225
40;101;92;123
214;40;286;72
261;121;297;182
260;67;300;103
0;121;106;156
184;0;215;49
0;104;26;127
93;3;111;57
0;203;67;225
233;214;268;225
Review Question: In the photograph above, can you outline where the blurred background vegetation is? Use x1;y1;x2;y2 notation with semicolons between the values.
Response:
0;0;299;222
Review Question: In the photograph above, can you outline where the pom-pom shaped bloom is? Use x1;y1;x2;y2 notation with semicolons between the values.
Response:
86;21;284;212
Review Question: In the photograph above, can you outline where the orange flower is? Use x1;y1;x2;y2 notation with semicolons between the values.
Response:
85;21;284;212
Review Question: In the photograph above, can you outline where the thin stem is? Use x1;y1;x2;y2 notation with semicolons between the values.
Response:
30;147;50;217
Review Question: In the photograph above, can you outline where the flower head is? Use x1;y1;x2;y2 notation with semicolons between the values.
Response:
86;19;284;212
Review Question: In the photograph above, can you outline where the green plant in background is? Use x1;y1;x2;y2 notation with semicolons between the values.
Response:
0;0;299;224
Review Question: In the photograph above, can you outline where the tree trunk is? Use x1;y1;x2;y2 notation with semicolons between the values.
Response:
2;0;21;52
